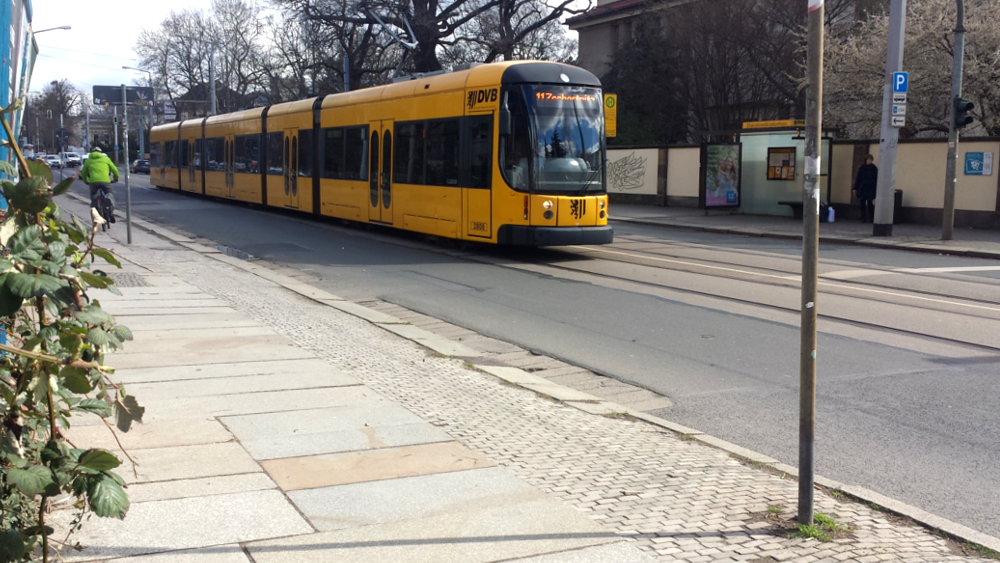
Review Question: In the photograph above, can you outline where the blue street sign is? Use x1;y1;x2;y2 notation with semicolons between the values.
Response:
892;72;908;93
114;145;120;151
965;152;984;175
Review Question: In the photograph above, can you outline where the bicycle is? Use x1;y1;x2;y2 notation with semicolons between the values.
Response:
89;184;116;232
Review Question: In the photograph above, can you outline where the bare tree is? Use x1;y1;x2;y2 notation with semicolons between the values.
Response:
824;0;1000;138
25;80;84;152
441;0;578;65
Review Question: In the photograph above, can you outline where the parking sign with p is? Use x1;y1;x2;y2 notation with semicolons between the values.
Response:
893;71;908;93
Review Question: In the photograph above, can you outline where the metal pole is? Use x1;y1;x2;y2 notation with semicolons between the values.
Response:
120;85;132;244
113;107;119;163
59;114;64;182
873;0;907;236
799;0;824;527
84;103;90;150
942;0;965;240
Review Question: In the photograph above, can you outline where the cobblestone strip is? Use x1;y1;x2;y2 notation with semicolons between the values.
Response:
131;247;991;563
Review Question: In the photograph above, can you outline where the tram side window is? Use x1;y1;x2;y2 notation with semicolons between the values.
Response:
298;129;313;177
426;120;460;186
150;142;162;169
501;90;531;190
266;132;283;175
206;138;225;171
193;139;203;168
234;134;259;173
469;116;493;189
180;140;190;168
322;128;345;179
344;126;368;181
164;141;177;168
394;122;424;184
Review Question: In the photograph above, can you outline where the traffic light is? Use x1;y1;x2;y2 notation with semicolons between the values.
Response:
955;96;974;129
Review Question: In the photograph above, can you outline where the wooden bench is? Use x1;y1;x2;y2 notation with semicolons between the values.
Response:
777;200;803;219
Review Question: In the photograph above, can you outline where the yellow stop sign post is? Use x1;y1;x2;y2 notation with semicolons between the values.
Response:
604;94;617;138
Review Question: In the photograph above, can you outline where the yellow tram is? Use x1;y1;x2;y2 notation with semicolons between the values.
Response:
149;61;612;246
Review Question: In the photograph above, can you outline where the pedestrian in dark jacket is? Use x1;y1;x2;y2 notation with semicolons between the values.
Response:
853;154;878;222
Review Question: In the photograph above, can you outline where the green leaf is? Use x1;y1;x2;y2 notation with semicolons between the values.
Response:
77;449;121;472
91;248;121;268
7;465;56;497
52;176;76;196
8;224;42;255
9;177;53;214
115;395;144;432
113;325;133;342
0;529;26;561
86;327;109;346
0;160;16;179
0;279;24;318
48;241;67;259
76;306;113;325
0;259;12;272
76;399;113;417
79;271;110;289
87;474;130;518
60;366;92;393
5;273;39;298
25;159;53;184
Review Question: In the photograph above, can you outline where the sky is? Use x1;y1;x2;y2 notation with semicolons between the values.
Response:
30;0;207;96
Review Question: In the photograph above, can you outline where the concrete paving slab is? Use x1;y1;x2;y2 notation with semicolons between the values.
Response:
111;340;315;369
101;298;226;309
508;542;657;562
88;545;252;563
222;402;451;460
64;418;233;451
130;326;277;343
475;365;552;386
116;333;294;356
109;306;237;316
261;441;495;491
129;274;193;287
54;490;312;562
567;401;628;416
123;442;262;485
115;313;262;331
123;386;386;423
127;473;278;503
112;358;346;384
99;290;216;301
127;370;360;400
288;467;547;532
245;493;618;563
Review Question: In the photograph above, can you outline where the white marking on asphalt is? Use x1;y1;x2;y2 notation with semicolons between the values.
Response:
582;247;1000;313
894;266;1000;273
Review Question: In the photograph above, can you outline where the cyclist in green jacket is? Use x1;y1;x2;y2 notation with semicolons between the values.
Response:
81;147;119;224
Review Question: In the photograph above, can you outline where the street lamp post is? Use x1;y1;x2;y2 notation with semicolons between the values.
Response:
122;66;154;158
32;25;71;34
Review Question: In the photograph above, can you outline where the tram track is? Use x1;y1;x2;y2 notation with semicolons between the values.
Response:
493;243;1000;354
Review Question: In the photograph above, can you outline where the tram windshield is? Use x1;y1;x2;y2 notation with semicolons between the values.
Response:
502;85;605;195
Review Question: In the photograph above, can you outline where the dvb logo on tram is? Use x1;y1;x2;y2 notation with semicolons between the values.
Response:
467;88;499;110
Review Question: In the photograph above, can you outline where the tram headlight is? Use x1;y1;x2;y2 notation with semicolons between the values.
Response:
599;200;606;210
542;200;553;210
544;210;554;220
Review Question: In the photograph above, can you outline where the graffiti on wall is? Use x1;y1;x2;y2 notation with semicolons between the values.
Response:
608;150;650;193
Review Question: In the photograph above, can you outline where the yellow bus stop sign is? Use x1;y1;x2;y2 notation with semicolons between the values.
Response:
604;94;617;138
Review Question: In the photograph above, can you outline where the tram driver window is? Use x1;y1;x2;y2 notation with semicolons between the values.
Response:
501;90;530;190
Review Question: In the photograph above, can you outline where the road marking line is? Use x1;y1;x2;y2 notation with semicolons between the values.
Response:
894;266;1000;273
583;247;1000;313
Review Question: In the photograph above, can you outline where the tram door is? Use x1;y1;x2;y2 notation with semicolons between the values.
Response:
283;129;300;209
187;140;197;187
368;120;394;223
224;134;235;198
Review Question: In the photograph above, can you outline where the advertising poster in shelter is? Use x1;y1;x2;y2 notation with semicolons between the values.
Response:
704;144;741;207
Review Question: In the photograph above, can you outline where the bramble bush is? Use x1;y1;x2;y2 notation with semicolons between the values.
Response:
0;102;142;562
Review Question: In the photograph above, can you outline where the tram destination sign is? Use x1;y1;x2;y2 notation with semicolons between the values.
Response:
93;85;155;106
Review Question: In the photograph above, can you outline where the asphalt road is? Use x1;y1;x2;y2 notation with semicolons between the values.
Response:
80;178;1000;539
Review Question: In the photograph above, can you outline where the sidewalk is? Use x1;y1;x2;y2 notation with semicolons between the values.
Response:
610;203;1000;260
50;192;1000;562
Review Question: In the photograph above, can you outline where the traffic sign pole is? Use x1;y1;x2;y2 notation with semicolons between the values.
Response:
873;0;907;236
121;85;133;245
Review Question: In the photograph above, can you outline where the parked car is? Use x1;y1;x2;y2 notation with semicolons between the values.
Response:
42;155;63;169
131;159;150;174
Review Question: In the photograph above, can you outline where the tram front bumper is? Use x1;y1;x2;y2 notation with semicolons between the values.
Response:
497;225;614;246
